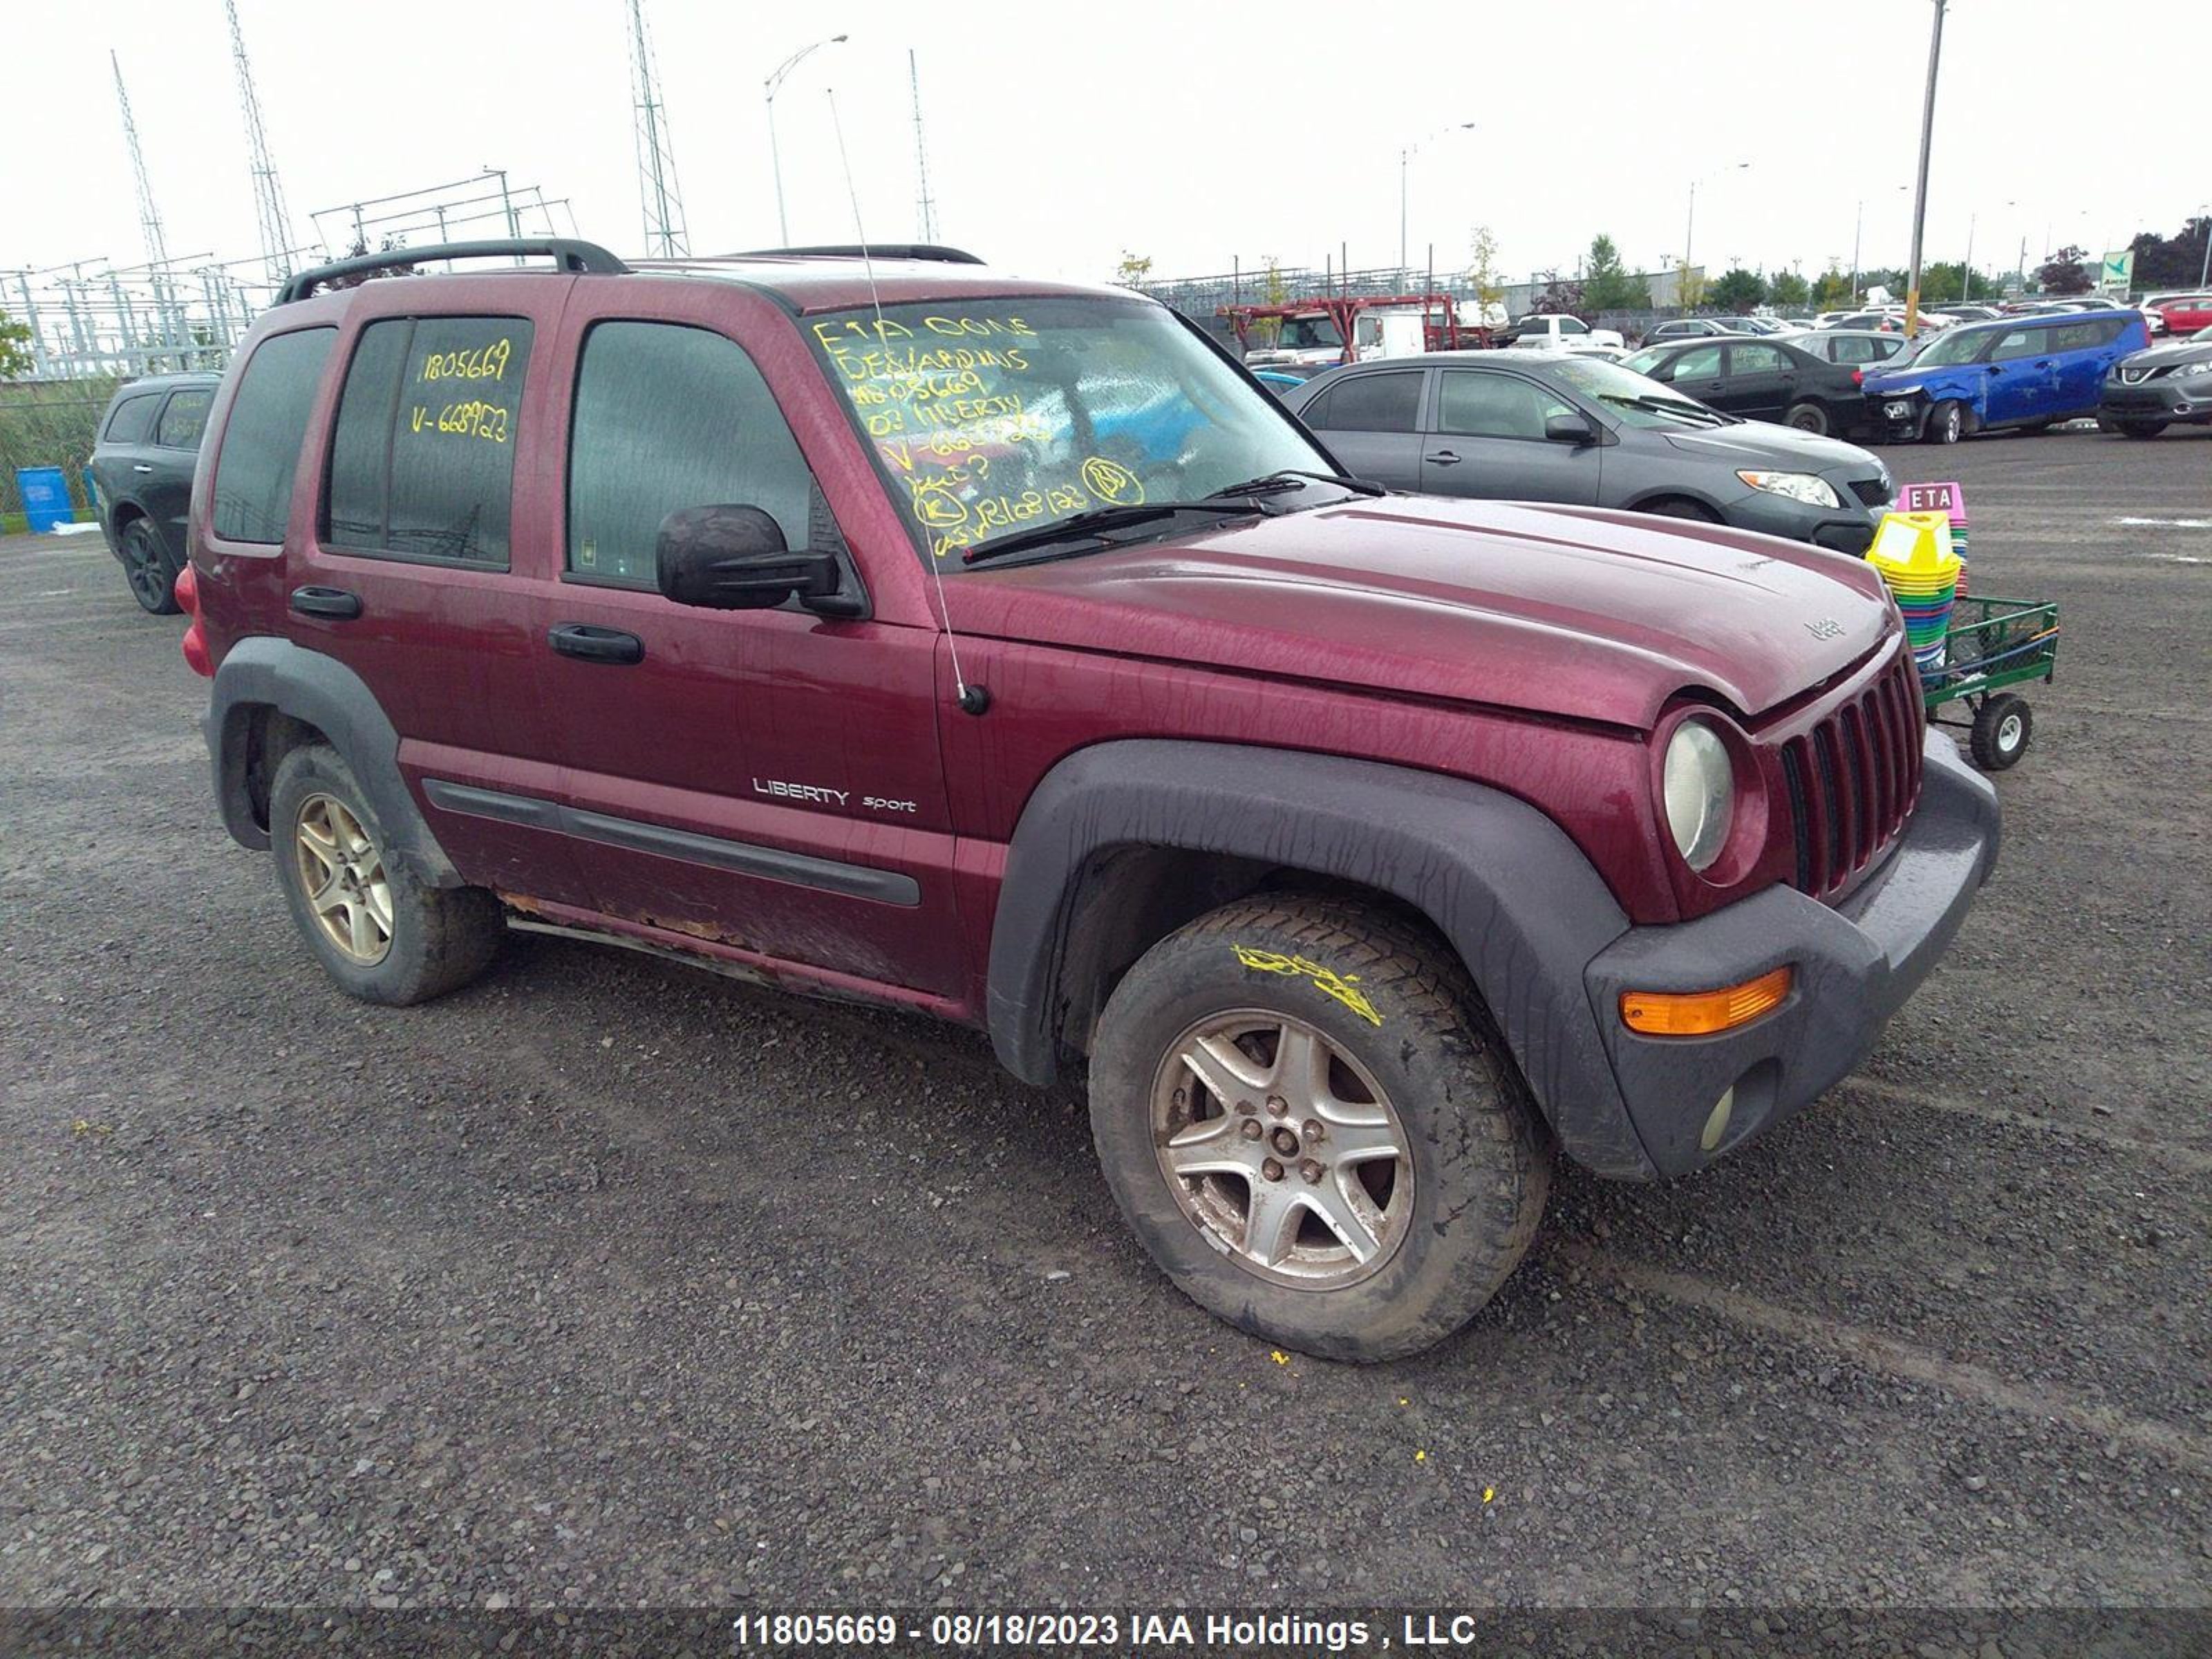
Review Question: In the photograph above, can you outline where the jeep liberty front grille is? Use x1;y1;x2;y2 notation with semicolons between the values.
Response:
1777;647;1924;899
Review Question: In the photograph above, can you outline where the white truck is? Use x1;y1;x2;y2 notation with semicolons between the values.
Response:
1506;313;1627;355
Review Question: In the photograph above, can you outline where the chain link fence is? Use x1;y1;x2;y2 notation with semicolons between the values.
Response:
0;379;119;528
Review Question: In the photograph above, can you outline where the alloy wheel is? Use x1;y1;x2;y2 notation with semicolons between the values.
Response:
294;793;394;965
1150;1010;1413;1288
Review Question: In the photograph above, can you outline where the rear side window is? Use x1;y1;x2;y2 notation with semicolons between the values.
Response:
156;387;214;449
214;328;337;544
2052;318;2128;351
326;316;531;565
1304;371;1423;433
565;321;819;588
102;393;162;444
1729;344;1788;373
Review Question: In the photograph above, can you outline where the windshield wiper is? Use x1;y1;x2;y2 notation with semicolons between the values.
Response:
1204;468;1387;501
1618;395;1729;427
961;501;1258;565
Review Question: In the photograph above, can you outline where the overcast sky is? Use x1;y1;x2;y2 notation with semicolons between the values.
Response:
6;0;2202;294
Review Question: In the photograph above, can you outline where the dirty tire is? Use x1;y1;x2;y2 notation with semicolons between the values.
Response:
1088;895;1550;1363
120;518;181;615
1926;400;1967;444
1784;401;1829;435
270;744;505;1006
1969;693;2032;771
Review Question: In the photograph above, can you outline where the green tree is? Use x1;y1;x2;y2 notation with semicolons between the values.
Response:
0;310;33;382
1708;267;1768;310
1113;250;1154;288
1769;269;1810;308
2036;246;2092;296
1582;234;1651;310
1465;225;1506;324
1811;265;1855;308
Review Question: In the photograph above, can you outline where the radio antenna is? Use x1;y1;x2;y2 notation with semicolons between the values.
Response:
826;86;986;716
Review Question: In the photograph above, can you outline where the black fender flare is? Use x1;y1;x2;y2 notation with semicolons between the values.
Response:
204;635;462;888
984;740;1654;1179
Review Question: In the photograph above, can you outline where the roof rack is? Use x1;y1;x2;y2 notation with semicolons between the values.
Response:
274;238;631;306
732;243;986;265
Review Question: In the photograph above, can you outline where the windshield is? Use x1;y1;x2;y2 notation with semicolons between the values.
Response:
1911;325;1998;367
1279;315;1343;351
807;297;1335;565
1550;355;1727;428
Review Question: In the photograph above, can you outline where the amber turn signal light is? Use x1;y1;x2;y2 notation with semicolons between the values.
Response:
1620;966;1793;1037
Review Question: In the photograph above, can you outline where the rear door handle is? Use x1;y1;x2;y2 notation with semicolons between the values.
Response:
290;585;362;620
1427;449;1462;465
131;464;154;474
549;623;644;665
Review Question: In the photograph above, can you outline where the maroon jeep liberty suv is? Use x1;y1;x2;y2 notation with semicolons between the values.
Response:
180;239;1998;1360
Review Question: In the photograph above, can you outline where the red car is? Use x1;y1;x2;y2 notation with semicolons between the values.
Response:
179;238;1998;1361
2152;294;2212;336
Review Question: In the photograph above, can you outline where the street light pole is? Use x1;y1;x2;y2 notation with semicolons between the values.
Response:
1903;0;1948;338
2200;204;2211;286
1684;162;1748;310
765;34;848;245
1399;122;1475;274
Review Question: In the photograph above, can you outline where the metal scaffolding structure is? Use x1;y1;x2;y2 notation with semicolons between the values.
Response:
9;173;574;382
223;0;299;290
627;0;688;259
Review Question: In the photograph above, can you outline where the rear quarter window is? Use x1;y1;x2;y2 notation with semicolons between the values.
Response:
213;328;337;544
102;392;162;444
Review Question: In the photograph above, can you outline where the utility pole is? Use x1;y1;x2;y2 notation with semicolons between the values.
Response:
1398;123;1474;275
628;0;688;258
1962;212;1975;301
1852;198;1862;302
908;50;939;243
222;0;297;292
1903;0;1947;337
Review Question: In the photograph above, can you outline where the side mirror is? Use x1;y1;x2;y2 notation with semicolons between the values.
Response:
656;505;842;612
1545;411;1599;446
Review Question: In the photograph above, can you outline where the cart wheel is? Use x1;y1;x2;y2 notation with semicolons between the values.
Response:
1970;694;2032;771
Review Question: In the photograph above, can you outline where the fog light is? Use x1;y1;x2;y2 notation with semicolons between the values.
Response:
1700;1086;1736;1152
1620;966;1793;1036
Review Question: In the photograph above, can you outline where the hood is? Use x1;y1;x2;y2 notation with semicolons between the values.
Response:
1660;419;1885;479
2117;337;2212;368
942;496;1897;730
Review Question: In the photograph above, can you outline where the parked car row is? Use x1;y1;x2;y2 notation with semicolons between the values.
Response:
1280;350;1895;554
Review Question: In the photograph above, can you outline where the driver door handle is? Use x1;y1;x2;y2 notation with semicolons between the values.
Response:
1427;449;1463;465
549;623;644;665
131;463;154;474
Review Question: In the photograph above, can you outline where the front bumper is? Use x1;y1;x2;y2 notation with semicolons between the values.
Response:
1579;730;1999;1177
1870;391;1931;441
2101;377;2212;422
1723;487;1884;556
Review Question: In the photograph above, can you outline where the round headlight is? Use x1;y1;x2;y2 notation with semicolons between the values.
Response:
1663;719;1734;872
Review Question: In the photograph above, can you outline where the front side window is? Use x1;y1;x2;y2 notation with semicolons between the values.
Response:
1989;328;2047;363
1436;371;1571;440
156;387;214;449
1669;345;1725;379
567;321;821;587
326;316;531;565
214;328;336;544
103;393;162;444
807;297;1334;564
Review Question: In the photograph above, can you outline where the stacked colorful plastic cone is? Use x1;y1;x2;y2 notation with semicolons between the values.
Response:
1866;511;1960;678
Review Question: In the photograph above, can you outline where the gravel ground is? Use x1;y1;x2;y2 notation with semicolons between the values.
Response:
1;429;2206;1644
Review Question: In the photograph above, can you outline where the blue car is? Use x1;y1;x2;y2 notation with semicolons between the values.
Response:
1862;309;2149;443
